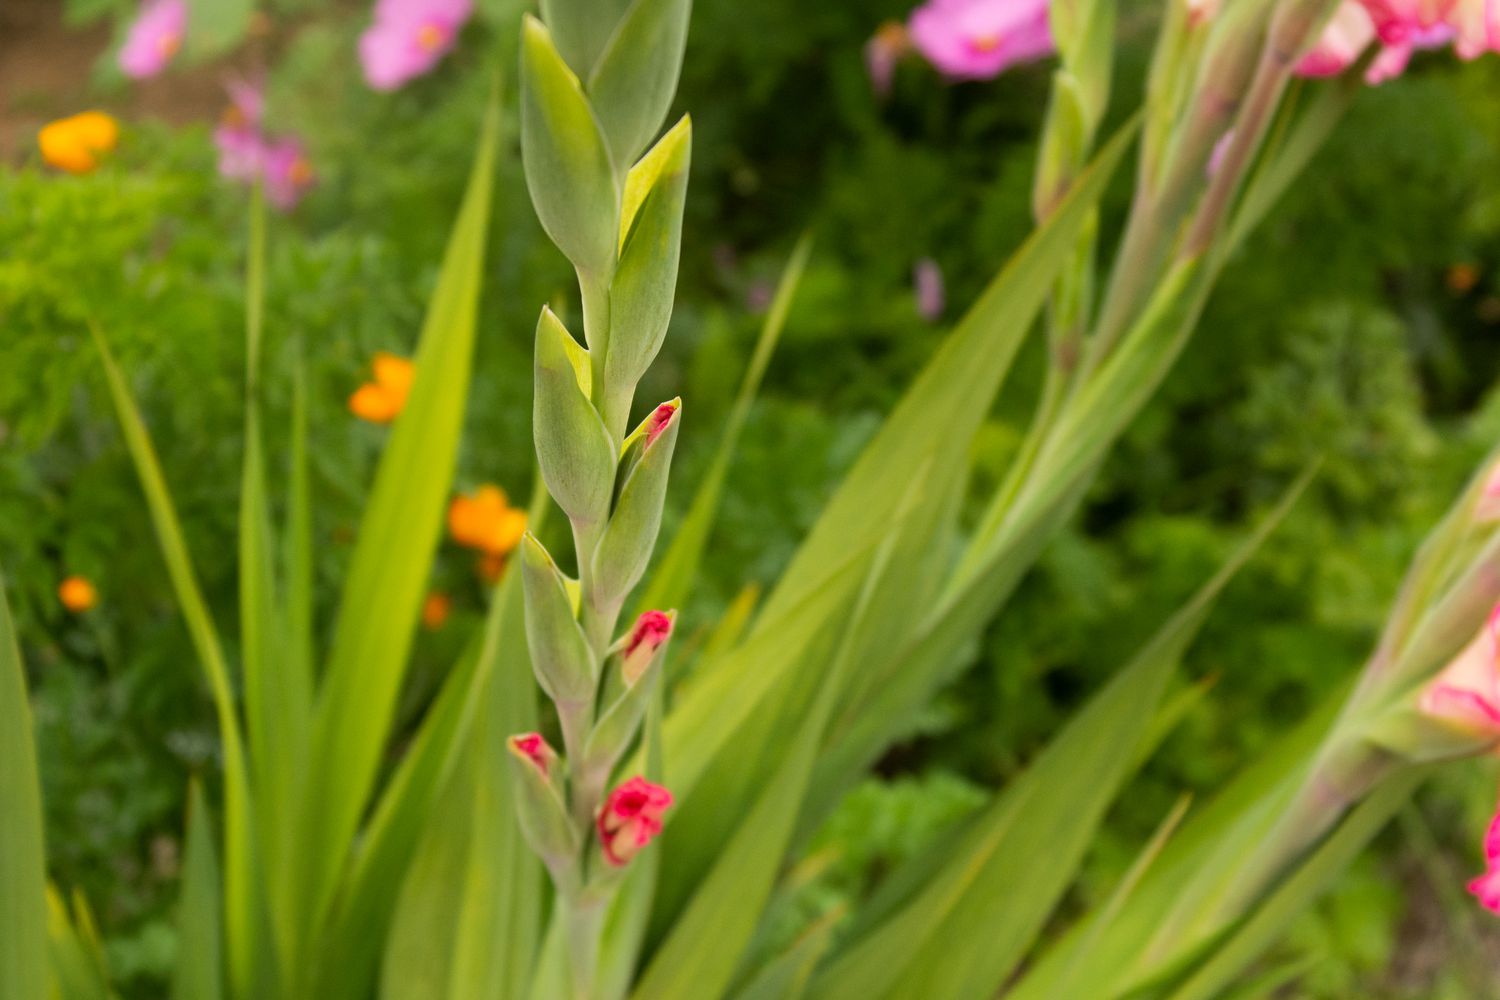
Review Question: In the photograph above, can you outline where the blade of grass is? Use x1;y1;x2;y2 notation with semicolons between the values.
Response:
294;93;501;955
637;232;812;614
89;321;264;998
0;566;47;1000
173;781;224;1000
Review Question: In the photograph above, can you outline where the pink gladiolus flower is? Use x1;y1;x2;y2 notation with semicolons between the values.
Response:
1448;0;1500;56
597;776;673;867
625;611;673;658
1186;0;1222;25
1207;130;1235;178
865;21;913;97
1468;801;1500;913
119;0;187;80
1419;603;1500;739
1297;1;1378;76
908;0;1055;81
645;402;678;446
914;258;945;321
1475;460;1500;522
508;732;557;774
359;0;474;92
623;610;674;683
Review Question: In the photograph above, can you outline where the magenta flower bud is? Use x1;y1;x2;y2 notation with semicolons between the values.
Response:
1470;807;1500;913
1418;603;1500;741
509;732;559;776
118;0;186;80
622;610;674;684
596;776;672;867
645;401;679;447
1474;460;1500;523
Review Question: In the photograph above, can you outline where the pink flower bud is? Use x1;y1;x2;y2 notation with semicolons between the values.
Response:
645;402;679;447
623;610;674;684
508;732;559;775
914;258;945;322
1468;802;1500;913
1476;459;1500;522
596;776;672;867
1418;603;1500;741
865;21;912;97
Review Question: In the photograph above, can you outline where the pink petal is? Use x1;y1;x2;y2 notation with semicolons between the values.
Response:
119;0;187;80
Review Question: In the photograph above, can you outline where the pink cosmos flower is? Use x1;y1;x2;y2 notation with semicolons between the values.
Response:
359;0;474;92
213;80;266;182
597;776;673;867
1469;800;1500;913
865;21;914;97
907;0;1055;81
211;82;315;211
119;0;187;80
263;137;316;212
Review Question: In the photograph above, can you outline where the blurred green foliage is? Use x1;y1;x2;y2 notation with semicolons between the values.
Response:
9;0;1500;994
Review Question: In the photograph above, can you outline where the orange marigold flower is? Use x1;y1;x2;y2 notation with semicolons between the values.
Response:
448;485;527;557
1448;263;1481;294
58;575;98;613
421;591;451;630
348;352;414;424
39;111;120;175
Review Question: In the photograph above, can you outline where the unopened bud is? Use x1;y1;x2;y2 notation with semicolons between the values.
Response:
506;732;579;874
596;776;672;867
622;609;674;684
590;401;681;607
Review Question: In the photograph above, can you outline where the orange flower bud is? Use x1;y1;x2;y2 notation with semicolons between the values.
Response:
58;575;98;613
39;112;120;175
421;591;451;630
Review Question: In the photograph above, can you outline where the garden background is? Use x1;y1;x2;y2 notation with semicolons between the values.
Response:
4;0;1500;994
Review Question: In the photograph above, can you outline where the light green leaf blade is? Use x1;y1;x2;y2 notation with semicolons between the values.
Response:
0;566;47;1000
520;14;621;279
587;0;693;172
636;233;811;615
172;781;223;1000
89;324;263;999
812;474;1305;1000
295;97;500;960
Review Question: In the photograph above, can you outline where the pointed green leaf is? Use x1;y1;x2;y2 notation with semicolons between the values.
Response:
521;533;598;705
535;307;617;525
588;0;693;172
591;402;680;607
172;781;224;1000
0;567;47;1000
521;14;621;278
295;98;499;963
602;118;691;424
